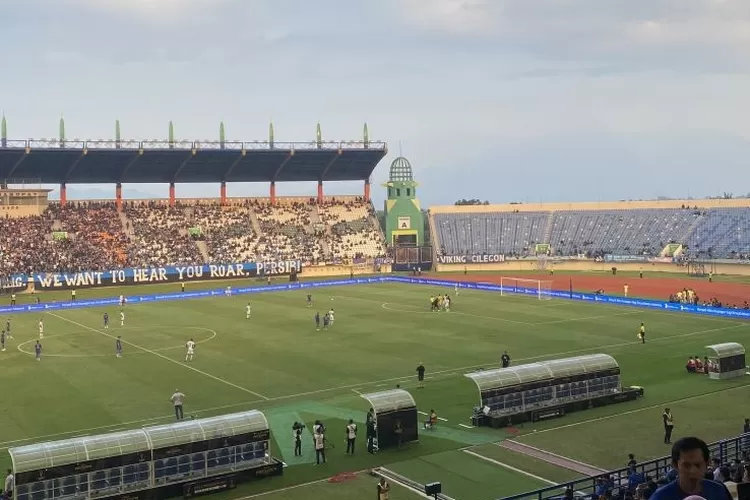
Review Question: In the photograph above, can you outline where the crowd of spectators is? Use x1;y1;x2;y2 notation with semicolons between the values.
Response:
191;203;258;263
123;201;203;267
0;197;387;276
254;200;324;263
47;201;130;271
0;216;53;275
318;198;386;261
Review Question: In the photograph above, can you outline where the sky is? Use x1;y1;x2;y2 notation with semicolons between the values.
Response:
1;0;750;207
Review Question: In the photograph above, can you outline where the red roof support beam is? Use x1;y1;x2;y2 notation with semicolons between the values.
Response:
116;183;122;209
220;181;227;205
60;183;67;207
270;181;276;205
169;183;175;207
364;179;370;202
317;181;323;203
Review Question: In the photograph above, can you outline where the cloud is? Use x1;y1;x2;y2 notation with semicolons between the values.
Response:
388;0;750;72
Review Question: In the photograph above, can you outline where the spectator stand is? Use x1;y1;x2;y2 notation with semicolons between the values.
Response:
705;342;747;380
465;354;642;429
360;389;419;451
8;410;282;500
500;431;750;500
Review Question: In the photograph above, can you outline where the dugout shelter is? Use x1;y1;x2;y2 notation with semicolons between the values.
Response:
705;342;747;380
360;389;418;450
8;410;282;500
465;354;643;428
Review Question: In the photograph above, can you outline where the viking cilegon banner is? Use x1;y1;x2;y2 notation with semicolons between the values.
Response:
436;254;505;264
31;260;303;290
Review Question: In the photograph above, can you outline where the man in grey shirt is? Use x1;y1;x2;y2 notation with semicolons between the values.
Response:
171;390;185;420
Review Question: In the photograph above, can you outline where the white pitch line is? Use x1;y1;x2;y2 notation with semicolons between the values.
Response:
47;312;270;400
462;450;557;485
2;320;746;451
458;423;474;429
351;388;362;395
517;381;750;437
534;310;640;325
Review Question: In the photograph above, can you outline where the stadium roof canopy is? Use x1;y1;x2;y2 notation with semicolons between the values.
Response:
0;139;387;184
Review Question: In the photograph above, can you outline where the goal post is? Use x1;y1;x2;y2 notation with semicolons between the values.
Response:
499;277;553;300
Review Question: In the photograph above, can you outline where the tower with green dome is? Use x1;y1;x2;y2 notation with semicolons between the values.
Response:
383;157;424;246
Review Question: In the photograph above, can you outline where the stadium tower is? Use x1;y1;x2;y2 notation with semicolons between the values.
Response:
383;157;431;270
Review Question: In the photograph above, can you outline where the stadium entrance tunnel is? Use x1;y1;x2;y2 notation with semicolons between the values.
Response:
464;354;643;429
360;389;418;451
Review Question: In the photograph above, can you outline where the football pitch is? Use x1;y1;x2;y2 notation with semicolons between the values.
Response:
3;277;750;500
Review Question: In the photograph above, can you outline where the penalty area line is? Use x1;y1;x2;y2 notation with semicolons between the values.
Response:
46;312;270;401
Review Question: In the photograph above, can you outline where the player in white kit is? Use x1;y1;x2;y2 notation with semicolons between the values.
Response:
119;295;125;307
185;338;196;362
327;309;335;326
38;319;44;339
225;286;232;297
246;303;252;320
120;310;125;326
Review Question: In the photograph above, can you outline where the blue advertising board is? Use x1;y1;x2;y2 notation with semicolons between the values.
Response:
2;274;748;321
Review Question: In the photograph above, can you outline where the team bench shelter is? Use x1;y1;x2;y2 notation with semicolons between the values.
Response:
465;354;644;428
8;410;283;500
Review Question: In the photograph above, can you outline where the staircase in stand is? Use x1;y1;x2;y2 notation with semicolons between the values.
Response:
308;205;331;256
541;211;555;246
683;212;707;246
248;208;263;236
118;210;134;242
195;240;210;263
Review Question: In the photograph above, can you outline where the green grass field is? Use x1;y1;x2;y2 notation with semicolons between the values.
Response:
2;277;750;500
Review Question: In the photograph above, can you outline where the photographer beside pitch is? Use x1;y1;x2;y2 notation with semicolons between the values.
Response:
292;421;305;457
313;420;326;465
346;419;357;454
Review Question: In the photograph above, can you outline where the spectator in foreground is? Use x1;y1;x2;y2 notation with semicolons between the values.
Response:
649;437;732;500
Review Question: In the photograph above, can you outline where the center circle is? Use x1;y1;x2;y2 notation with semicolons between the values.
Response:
16;326;217;358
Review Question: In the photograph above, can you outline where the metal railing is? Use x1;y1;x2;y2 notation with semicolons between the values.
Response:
0;139;387;151
499;432;750;500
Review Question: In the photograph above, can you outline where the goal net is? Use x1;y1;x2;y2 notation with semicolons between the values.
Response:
500;277;553;300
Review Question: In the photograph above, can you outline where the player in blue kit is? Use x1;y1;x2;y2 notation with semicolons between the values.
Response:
315;312;320;331
116;336;123;358
322;313;330;331
5;318;11;339
103;313;109;329
307;294;313;307
34;340;42;361
1;330;6;351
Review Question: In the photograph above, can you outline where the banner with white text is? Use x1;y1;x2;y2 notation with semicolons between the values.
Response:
32;260;303;290
436;254;505;264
